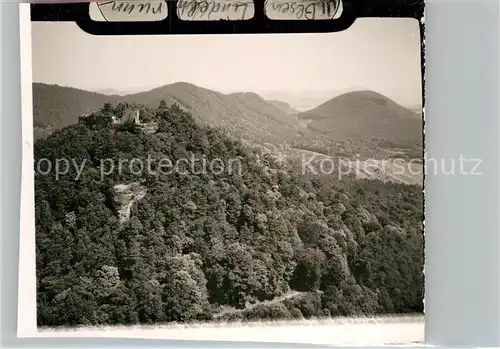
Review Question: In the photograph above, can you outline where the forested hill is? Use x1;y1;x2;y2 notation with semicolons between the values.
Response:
35;102;423;327
33;82;301;144
298;90;422;147
33;83;122;129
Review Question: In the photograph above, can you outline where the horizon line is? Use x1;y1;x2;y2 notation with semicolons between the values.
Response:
32;80;423;109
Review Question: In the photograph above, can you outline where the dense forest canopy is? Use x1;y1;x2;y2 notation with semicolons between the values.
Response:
35;102;424;327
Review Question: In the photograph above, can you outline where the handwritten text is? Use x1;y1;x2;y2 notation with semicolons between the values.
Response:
177;0;254;20
110;1;163;14
265;0;341;20
94;0;168;21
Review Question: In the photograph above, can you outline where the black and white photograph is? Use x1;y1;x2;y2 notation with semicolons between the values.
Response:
26;12;424;345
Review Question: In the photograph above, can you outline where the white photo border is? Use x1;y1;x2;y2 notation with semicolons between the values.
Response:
1;0;499;347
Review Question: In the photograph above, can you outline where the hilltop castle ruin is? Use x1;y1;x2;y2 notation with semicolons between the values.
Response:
111;109;158;134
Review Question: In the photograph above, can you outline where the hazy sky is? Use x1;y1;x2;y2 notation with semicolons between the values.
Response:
32;18;422;107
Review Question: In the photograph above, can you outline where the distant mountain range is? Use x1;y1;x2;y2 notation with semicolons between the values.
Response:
258;89;421;114
33;84;122;129
266;100;299;115
407;105;423;114
33;82;301;143
32;82;422;147
258;89;355;112
95;88;127;96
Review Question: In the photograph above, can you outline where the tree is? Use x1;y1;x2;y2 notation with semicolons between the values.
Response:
159;100;168;109
291;248;325;291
